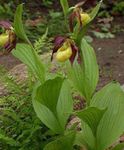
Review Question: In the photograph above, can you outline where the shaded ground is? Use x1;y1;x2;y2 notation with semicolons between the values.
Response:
0;34;124;88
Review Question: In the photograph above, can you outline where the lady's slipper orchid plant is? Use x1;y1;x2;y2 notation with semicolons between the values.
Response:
0;21;16;55
4;2;124;150
51;36;79;64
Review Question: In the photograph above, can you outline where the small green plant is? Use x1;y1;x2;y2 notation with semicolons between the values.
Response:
34;28;53;54
42;0;54;7
0;66;70;150
1;0;124;150
0;66;46;149
113;1;124;15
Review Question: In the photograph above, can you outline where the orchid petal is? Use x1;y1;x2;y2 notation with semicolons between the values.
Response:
69;43;78;64
51;36;66;60
0;20;12;29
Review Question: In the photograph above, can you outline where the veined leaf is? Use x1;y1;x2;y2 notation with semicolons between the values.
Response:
12;43;45;83
32;82;62;134
68;39;99;104
44;131;76;150
80;39;99;102
34;78;73;132
60;0;69;17
76;107;106;136
90;82;124;150
68;61;84;97
36;77;64;113
32;100;61;134
14;4;29;43
75;121;95;150
57;80;73;130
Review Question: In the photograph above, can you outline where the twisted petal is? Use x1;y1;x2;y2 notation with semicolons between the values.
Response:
51;36;66;60
69;8;82;32
69;11;76;32
0;20;12;30
75;1;86;8
69;0;86;31
70;43;78;64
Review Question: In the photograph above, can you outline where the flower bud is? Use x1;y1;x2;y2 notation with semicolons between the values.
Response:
0;33;9;46
81;13;91;26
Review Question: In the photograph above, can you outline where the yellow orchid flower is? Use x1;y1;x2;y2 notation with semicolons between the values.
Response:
0;33;9;46
56;42;72;62
51;36;79;64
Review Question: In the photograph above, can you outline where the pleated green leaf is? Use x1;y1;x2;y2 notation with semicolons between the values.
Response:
68;39;99;103
57;80;73;130
14;4;29;43
44;131;75;150
80;39;99;101
32;99;61;134
32;82;62;134
34;78;73;132
75;121;95;150
12;43;45;83
76;107;106;136
36;77;64;113
90;82;124;150
68;61;84;96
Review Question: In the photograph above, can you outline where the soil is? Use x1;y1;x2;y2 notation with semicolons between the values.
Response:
1;34;124;88
93;34;124;88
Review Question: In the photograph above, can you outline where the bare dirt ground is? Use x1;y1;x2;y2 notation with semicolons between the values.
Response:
93;34;124;87
0;34;124;88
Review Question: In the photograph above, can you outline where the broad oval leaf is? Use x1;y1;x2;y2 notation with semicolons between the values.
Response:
35;78;73;132
32;100;61;134
57;80;73;131
68;39;99;104
12;43;45;83
90;82;124;150
76;107;106;136
80;39;99;102
36;77;64;113
32;82;62;134
75;121;95;150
